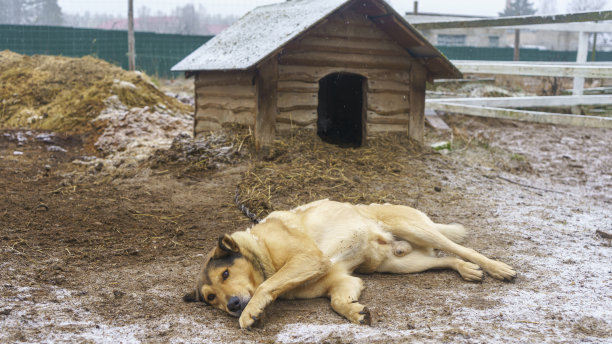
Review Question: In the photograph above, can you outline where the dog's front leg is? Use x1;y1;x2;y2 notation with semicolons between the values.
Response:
239;254;330;329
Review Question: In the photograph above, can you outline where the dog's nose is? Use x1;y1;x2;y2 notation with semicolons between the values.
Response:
227;296;242;313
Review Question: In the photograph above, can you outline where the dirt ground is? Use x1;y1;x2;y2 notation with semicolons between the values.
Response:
0;114;611;343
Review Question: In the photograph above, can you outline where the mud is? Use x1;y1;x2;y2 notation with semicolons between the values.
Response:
0;115;610;343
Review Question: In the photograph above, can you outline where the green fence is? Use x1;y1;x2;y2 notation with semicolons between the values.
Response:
1;24;610;78
0;24;211;78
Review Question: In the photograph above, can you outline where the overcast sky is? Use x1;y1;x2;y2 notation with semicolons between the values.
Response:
56;0;609;17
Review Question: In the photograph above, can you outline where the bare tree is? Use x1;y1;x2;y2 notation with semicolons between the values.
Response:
174;4;201;35
0;0;61;25
567;0;607;12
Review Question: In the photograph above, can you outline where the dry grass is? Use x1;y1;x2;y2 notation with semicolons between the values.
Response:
0;50;191;134
236;129;426;219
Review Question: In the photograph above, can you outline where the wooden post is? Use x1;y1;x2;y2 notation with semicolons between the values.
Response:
513;29;520;61
573;31;589;96
255;57;278;151
591;32;598;62
127;0;136;71
409;63;426;143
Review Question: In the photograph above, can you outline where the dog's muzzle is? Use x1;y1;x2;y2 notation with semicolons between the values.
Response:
227;296;248;316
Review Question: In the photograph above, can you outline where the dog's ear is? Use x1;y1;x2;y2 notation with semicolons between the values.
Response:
183;290;199;303
212;234;240;258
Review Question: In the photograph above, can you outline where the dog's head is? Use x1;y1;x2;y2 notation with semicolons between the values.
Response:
183;234;262;317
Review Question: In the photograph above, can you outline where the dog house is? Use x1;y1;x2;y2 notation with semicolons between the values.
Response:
172;0;461;149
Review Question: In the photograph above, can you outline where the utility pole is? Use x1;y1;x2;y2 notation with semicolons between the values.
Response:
513;29;520;61
128;0;136;71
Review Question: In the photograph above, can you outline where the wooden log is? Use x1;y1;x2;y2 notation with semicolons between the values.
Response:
310;18;389;41
278;65;410;84
367;92;410;115
255;57;278;151
197;96;256;113
194;120;222;134
195;85;255;99
368;78;411;94
287;42;407;57
286;36;409;57
196;71;254;87
279;50;412;70
277;80;319;93
196;108;254;126
409;62;427;142
277;110;318;127
277;92;318;112
367;111;409;125
293;36;402;53
366;123;407;134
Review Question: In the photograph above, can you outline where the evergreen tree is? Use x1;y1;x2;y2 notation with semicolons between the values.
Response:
499;0;537;16
567;0;607;12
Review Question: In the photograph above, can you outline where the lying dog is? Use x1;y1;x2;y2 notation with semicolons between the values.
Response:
184;199;516;328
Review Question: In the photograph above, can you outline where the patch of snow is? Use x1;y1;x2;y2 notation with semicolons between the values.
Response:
276;323;414;343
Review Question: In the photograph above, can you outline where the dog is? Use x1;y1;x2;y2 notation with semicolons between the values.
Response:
183;199;516;329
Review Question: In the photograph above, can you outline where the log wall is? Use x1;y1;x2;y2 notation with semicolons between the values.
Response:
193;7;429;142
277;8;416;136
194;70;256;136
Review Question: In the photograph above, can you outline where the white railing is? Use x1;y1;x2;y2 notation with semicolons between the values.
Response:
415;11;612;127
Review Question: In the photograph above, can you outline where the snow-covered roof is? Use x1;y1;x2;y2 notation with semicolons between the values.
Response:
171;0;461;78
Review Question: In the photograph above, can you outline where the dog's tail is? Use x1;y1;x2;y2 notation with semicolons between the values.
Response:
435;223;466;244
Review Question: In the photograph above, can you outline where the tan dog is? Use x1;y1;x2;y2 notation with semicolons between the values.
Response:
184;199;516;328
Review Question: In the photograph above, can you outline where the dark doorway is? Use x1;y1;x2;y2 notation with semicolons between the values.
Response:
317;73;366;147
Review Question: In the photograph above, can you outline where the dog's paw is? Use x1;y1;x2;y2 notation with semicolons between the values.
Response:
357;307;372;325
458;262;483;282
345;302;372;325
239;305;264;329
486;260;517;281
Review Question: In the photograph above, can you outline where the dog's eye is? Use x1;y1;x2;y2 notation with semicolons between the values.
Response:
207;294;216;302
222;269;229;280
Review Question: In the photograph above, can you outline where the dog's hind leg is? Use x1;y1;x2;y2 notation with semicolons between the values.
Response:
373;206;515;280
387;222;515;281
377;249;484;282
326;273;371;325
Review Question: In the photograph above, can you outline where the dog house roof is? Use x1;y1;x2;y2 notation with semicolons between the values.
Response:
171;0;461;79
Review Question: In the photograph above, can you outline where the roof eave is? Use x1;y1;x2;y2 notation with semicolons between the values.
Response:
368;0;462;79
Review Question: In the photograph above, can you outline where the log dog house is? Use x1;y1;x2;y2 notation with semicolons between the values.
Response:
172;0;461;149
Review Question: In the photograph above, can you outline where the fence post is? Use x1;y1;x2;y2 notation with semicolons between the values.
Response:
128;0;136;71
572;31;589;96
513;29;520;61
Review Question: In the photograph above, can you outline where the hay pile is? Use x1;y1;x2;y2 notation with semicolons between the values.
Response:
150;126;253;173
236;130;425;219
0;50;191;133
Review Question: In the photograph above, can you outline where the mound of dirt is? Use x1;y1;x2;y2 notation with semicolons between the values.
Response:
0;50;192;134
